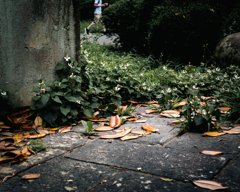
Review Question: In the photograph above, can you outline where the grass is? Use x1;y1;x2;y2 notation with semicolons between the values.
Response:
80;20;104;34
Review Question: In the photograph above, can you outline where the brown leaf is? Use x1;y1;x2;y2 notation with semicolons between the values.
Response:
95;126;113;132
48;130;56;134
109;116;116;128
22;174;40;179
134;120;147;123
23;131;30;136
202;132;226;137
27;133;47;139
0;121;4;126
109;115;121;128
174;100;188;108
201;150;223;156
145;109;158;114
193;180;227;190
175;13;180;15
7;107;34;125
127;99;139;104
142;124;157;133
170;120;184;125
219;107;231;112
0;125;12;129
131;130;151;136
162;110;180;115
58;126;72;133
120;135;139;141
0;132;14;137
34;116;43;127
0;141;16;151
12;133;24;143
97;150;108;153
115;115;122;128
0;156;15;164
99;127;132;139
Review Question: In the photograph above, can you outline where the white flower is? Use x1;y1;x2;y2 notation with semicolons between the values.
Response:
216;77;220;80
148;88;151;91
182;70;186;74
167;88;172;93
114;66;117;69
1;91;6;96
201;83;205;86
64;55;70;61
234;74;240;79
140;73;143;76
59;82;61;86
68;63;73;68
161;90;165;93
85;67;89;71
224;73;228;77
70;73;76;78
106;77;110;81
234;70;237;74
40;88;45;93
173;87;177;91
143;86;146;90
86;60;92;64
163;66;167;70
115;87;120;91
76;100;81;104
116;78;121;82
216;67;220;72
193;85;198;89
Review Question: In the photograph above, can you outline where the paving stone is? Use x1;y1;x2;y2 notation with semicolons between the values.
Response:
0;149;65;178
94;171;210;192
166;132;240;159
66;139;228;181
0;157;119;192
42;132;89;150
214;154;240;192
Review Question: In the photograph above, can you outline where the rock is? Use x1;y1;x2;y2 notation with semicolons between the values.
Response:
214;32;240;68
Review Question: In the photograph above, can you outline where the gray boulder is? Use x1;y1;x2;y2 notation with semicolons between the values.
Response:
214;32;240;68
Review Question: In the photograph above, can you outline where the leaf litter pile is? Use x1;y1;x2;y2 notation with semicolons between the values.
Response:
0;100;237;190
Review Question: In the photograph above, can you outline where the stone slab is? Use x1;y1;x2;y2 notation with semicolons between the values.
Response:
0;157;119;192
0;149;65;178
166;132;240;159
42;131;89;150
66;139;228;181
214;154;240;192
94;171;209;192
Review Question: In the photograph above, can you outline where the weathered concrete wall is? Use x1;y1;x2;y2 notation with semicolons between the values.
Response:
0;0;80;107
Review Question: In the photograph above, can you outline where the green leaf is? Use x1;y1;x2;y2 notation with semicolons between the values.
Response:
87;121;93;132
194;115;205;126
65;95;78;102
43;112;58;126
81;120;88;130
89;101;100;108
208;104;216;114
41;93;50;105
60;106;71;116
189;89;198;96
54;63;66;71
62;79;68;83
32;96;40;101
60;84;67;89
107;104;117;113
32;86;40;92
51;91;64;97
52;96;62;104
83;108;94;117
62;116;68;123
111;97;121;106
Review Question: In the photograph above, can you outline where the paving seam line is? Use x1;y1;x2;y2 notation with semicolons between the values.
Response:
212;151;240;180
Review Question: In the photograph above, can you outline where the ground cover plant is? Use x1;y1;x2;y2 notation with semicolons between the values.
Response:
80;20;103;34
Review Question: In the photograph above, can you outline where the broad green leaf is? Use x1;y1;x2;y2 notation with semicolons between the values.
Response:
65;95;78;102
54;63;66;71
107;104;117;113
32;86;40;92
51;91;64;97
52;96;62;104
41;93;50;105
89;101;100;108
87;121;93;132
62;116;68;123
189;89;198;96
194;115;205;126
62;79;68;83
43;112;58;126
111;97;121;106
60;106;71;116
32;96;40;101
83;108;94;117
60;84;67;89
81;120;88;130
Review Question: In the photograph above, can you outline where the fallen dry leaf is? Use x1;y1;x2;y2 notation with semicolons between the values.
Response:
170;120;184;125
193;180;228;190
202;132;226;137
0;125;12;129
95;126;113;132
159;113;180;118
58;126;72;133
109;115;121;128
223;126;240;134
0;141;16;151
134;120;147;123
120;135;139;141
98;150;108;153
174;100;188;108
99;127;132;139
23;131;30;136
22;174;40;179
159;177;174;182
27;133;47;139
142;124;158;133
34;116;43;127
0;132;14;137
219;107;230;112
131;130;151;136
12;133;24;143
201;150;223;156
145;109;158;114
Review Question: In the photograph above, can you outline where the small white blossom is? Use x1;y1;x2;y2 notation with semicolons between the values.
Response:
40;88;45;93
167;88;172;93
216;67;220;72
224;73;228;77
140;73;143;76
173;87;177;91
86;60;92;64
115;87;120;91
106;77;110;81
116;77;121;82
85;67;89;71
64;55;70;61
68;63;73;68
193;85;198;89
143;86;146;90
70;73;76;78
1;91;6;96
76;100;81;104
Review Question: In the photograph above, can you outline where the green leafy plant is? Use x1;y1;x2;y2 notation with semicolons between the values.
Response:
26;139;47;152
81;120;96;135
118;103;136;116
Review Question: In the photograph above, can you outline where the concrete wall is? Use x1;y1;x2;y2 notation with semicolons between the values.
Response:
0;0;80;107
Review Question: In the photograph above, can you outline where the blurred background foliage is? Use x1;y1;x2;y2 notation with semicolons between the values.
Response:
80;0;240;65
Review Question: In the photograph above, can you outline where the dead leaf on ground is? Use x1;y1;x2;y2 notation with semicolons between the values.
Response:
120;135;139;141
27;133;47;139
97;150;108;153
109;115;121;128
34;116;43;127
131;130;151;136
145;109;158;114
0;141;16;151
134;120;147;123
126;99;140;104
95;126;113;132
12;133;24;143
142;124;158;133
0;132;14;137
0;125;12;129
99;127;132;139
193;180;228;190
202;132;226;137
22;174;40;179
23;131;30;136
223;125;240;134
58;126;72;133
201;150;223;156
219;107;231;112
160;177;174;181
7;107;34;125
174;100;188;108
159;112;180;118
